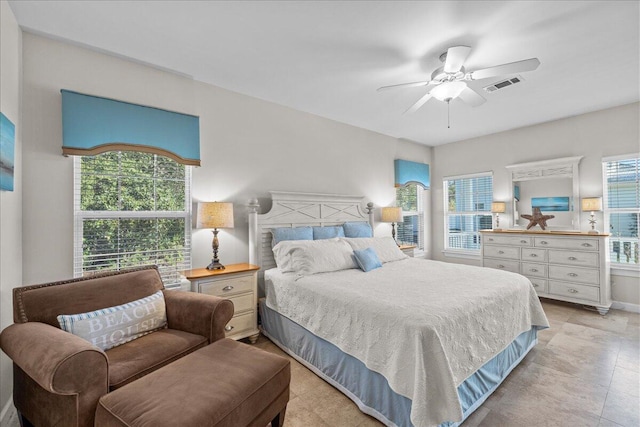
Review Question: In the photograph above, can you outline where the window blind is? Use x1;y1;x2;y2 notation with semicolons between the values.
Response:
444;174;493;251
74;152;192;287
604;156;639;265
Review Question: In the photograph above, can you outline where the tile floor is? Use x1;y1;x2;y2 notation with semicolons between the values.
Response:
3;299;638;427
253;299;640;427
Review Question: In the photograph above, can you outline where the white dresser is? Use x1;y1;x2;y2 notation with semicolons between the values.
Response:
481;230;611;314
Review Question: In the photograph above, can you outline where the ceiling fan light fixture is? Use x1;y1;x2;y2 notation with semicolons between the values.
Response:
430;81;467;102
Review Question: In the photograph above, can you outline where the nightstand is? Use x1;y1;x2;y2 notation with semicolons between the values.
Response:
399;244;416;257
182;263;260;343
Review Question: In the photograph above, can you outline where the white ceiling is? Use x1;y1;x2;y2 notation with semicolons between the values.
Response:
8;1;640;146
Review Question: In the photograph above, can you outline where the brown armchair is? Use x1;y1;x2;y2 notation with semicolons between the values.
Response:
0;266;234;427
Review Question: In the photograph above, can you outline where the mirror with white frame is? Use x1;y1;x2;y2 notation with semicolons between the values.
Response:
506;156;583;230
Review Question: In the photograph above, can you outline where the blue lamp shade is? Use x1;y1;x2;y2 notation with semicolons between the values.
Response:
394;159;430;189
61;90;200;166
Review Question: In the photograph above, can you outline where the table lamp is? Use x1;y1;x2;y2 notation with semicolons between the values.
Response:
197;202;234;270
491;202;506;230
581;197;602;234
381;207;403;245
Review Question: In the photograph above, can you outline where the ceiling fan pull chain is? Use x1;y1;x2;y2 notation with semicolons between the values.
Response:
447;100;451;129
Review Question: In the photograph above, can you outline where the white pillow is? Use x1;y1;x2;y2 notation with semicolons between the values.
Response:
57;290;167;351
272;238;357;276
343;237;408;263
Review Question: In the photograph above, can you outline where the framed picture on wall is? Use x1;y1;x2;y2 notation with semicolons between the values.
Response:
0;112;15;192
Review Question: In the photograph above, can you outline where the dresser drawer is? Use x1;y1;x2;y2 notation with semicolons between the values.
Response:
522;248;547;262
484;235;532;246
198;274;254;296
226;292;254;314
528;278;548;294
521;262;547;278
548;250;599;267
483;258;520;274
549;281;599;302
534;237;599;251
548;265;599;285
225;312;256;337
484;245;520;260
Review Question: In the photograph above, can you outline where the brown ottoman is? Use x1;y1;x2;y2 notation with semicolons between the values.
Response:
95;338;290;427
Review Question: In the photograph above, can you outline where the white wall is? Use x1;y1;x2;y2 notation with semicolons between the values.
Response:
431;102;640;305
20;33;432;285
0;0;22;416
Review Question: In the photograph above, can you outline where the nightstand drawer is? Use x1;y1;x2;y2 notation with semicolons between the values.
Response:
198;274;254;296
483;258;520;273
548;250;598;267
549;281;599;302
484;235;532;246
227;292;254;314
225;312;256;337
522;248;547;262
521;262;547;278
548;265;599;285
484;245;520;260
534;237;599;251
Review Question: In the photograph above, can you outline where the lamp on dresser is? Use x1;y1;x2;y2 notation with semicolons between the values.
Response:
197;201;234;270
381;207;403;245
491;202;506;230
581;197;603;234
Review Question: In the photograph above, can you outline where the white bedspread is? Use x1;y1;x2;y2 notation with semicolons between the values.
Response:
265;258;549;427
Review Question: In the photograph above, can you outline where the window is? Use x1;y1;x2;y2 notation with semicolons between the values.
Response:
603;155;639;267
74;151;192;287
443;173;493;253
395;183;425;250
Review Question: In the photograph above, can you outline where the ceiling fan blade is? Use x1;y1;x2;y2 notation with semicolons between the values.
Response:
377;80;432;91
404;92;433;114
458;86;486;107
444;46;472;73
467;58;540;81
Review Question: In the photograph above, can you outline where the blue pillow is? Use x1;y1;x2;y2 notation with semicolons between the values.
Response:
271;227;313;246
343;222;373;238
313;226;345;240
353;247;382;272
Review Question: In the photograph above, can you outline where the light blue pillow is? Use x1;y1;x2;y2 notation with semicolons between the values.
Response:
313;226;345;240
353;247;382;272
343;222;373;238
271;227;313;246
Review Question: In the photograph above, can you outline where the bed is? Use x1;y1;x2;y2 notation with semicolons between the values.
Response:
248;191;549;427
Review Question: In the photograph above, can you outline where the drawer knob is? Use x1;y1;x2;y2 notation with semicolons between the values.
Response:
530;253;538;258
533;283;539;288
225;325;234;332
520;240;528;244
568;273;578;277
530;268;539;272
568;256;577;261
498;250;505;254
497;264;505;269
222;285;234;291
568;288;579;294
488;238;494;241
581;243;592;247
540;241;548;245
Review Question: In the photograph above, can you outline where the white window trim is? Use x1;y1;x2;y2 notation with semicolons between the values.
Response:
602;153;640;276
443;171;493;258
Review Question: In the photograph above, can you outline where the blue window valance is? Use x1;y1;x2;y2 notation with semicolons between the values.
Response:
394;159;430;189
61;90;200;166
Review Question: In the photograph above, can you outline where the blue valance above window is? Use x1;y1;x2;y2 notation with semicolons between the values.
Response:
394;159;430;189
61;90;200;166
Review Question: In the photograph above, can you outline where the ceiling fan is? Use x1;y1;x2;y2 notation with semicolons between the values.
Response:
378;46;540;114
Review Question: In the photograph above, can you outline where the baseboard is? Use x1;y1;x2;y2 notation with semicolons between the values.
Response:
611;301;640;313
0;397;16;427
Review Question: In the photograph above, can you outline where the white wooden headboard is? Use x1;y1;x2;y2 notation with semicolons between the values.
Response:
248;191;374;278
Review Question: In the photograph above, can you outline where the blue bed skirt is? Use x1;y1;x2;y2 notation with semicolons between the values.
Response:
260;300;539;427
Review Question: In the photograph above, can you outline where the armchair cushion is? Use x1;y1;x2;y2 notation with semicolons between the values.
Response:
58;290;168;351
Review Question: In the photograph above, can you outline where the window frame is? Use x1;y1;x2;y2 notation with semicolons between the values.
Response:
73;153;192;288
602;153;640;276
442;171;494;258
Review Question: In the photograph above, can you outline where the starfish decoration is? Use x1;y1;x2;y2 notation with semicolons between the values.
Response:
521;207;555;230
